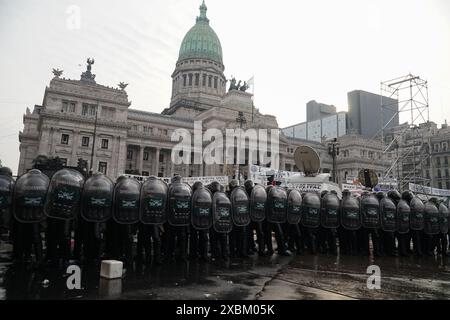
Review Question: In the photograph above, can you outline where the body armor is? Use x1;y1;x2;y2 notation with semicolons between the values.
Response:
80;173;114;222
230;187;250;227
320;191;340;228
13;169;49;223
360;193;380;229
167;178;192;226
266;186;287;224
380;196;397;232
340;192;361;231
300;192;321;228
191;186;213;230
212;191;233;234
439;203;449;235
45;169;84;221
113;177;141;224
287;189;302;225
249;184;267;222
140;176;168;225
396;199;411;234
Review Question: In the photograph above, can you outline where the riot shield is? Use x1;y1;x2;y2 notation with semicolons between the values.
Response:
396;199;411;234
341;194;361;231
320;192;340;228
380;197;397;232
191;186;213;230
167;179;192;226
249;184;267;222
113;177;141;224
44;169;84;221
424;201;439;235
212;191;233;233
409;196;425;231
287;189;302;225
300;192;321;228
439;203;449;235
140;176;168;225
266;186;287;224
13;169;49;223
360;193;380;229
230;187;250;227
80;173;114;223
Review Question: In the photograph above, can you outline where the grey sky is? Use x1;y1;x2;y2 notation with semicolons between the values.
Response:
0;0;449;174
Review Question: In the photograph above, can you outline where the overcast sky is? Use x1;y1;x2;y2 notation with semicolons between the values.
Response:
0;0;449;173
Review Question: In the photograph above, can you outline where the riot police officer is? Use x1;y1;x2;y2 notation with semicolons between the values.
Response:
396;191;411;257
139;176;168;265
286;189;303;254
266;184;291;256
319;190;339;255
339;189;362;256
404;190;425;256
300;192;321;255
44;169;84;267
229;179;250;258
165;175;192;262
209;181;232;261
189;182;213;261
423;198;440;256
77;172;114;265
378;191;397;256
13;169;49;265
245;180;267;256
437;201;449;256
106;176;141;265
359;192;381;256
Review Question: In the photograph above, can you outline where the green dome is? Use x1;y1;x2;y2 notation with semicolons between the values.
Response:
178;1;223;64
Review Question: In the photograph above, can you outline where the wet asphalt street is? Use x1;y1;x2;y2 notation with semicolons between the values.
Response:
1;242;450;300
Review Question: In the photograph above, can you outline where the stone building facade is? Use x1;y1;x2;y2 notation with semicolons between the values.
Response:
18;1;391;186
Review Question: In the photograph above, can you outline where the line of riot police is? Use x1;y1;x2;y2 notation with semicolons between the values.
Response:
0;167;449;270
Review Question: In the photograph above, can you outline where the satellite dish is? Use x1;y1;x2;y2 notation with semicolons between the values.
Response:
358;169;378;188
294;146;321;175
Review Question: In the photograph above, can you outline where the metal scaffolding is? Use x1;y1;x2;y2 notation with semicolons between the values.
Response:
380;74;431;191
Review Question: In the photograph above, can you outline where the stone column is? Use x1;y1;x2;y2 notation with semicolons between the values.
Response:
71;130;79;166
170;150;175;177
137;145;144;175
154;148;160;176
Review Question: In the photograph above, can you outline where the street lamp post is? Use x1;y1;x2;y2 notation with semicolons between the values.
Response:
235;111;247;182
89;103;99;176
328;138;340;183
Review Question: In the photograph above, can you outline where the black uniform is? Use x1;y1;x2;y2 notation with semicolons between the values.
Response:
286;189;303;254
12;169;49;265
106;176;141;264
339;190;361;256
77;172;114;264
139;176;168;264
378;191;398;257
190;182;213;261
229;180;250;258
209;182;232;261
437;202;449;256
404;191;425;256
359;192;381;256
423;198;440;256
165;175;192;262
266;185;291;256
318;190;339;255
245;180;267;256
300;192;321;255
44;169;84;267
